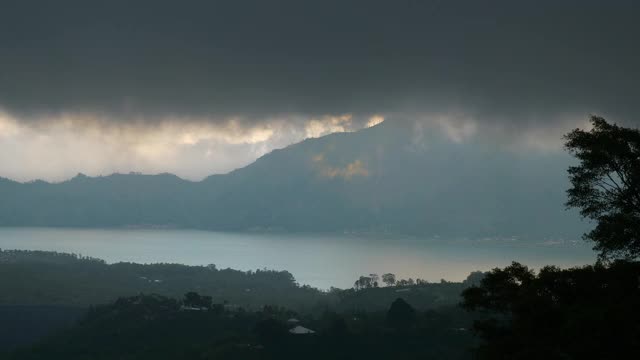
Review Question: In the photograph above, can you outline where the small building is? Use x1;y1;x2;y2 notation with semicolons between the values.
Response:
289;325;316;335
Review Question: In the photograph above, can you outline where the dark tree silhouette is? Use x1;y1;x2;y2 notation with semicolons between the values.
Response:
382;273;396;287
565;116;640;259
462;261;640;359
183;292;212;308
369;273;380;287
462;271;486;286
254;318;288;346
354;276;373;290
460;117;640;359
386;298;416;329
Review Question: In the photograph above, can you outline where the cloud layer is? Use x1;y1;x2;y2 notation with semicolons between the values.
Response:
1;0;638;180
0;110;386;181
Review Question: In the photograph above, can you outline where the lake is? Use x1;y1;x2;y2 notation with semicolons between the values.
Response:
0;228;596;289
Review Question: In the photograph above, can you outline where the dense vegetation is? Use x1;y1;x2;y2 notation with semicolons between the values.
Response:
462;260;640;359
564;117;640;259
0;249;481;355
7;293;477;360
0;249;324;311
461;117;640;359
0;306;84;351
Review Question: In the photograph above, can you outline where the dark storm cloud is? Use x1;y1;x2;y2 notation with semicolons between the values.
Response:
1;0;639;125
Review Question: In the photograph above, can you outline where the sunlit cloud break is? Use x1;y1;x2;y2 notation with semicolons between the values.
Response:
0;111;388;182
0;108;590;183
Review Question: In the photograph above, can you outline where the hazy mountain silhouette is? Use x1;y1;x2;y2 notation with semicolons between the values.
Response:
0;121;586;238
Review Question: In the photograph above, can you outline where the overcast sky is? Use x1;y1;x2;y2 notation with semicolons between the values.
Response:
1;0;638;181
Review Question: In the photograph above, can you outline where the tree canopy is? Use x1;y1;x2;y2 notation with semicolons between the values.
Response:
565;116;640;259
461;261;640;359
459;116;640;359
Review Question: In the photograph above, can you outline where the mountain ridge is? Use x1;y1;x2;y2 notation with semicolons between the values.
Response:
0;121;588;238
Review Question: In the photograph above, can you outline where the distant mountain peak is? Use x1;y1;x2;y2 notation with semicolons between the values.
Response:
0;122;587;238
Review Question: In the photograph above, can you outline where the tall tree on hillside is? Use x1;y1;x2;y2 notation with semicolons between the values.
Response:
382;273;396;287
461;117;640;359
354;276;373;290
369;273;380;287
565;116;640;259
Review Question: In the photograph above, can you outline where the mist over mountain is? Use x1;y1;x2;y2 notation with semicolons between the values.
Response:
0;121;586;239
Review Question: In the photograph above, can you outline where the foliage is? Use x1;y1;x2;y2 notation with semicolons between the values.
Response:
386;298;416;329
9;293;476;360
341;280;469;313
0;306;84;351
1;249;485;356
461;261;640;359
0;249;327;311
183;292;212;309
381;273;396;286
565;116;640;259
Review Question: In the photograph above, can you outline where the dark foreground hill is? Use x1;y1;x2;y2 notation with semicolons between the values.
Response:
0;120;586;238
6;293;476;360
0;249;479;354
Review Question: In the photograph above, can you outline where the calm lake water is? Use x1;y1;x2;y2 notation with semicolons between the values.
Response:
0;228;596;289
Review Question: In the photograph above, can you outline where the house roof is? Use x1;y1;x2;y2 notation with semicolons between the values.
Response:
289;325;315;334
